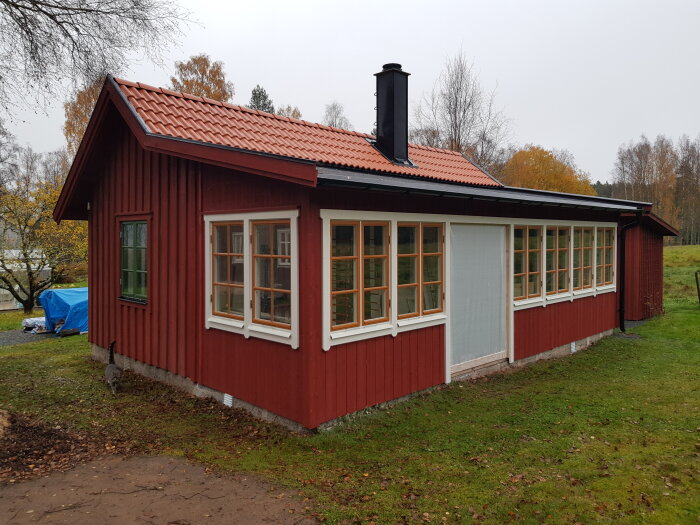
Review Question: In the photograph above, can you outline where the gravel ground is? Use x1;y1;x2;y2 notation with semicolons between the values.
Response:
1;456;317;525
0;330;54;347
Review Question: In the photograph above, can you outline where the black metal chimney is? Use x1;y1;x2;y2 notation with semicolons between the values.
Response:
375;63;410;164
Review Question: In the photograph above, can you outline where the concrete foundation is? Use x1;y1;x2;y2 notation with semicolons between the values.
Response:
91;344;308;433
93;328;614;431
451;329;614;382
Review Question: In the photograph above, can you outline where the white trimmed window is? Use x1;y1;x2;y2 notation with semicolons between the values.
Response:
323;210;446;350
512;223;616;309
204;210;299;348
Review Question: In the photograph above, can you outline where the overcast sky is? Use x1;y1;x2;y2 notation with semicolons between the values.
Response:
6;0;699;182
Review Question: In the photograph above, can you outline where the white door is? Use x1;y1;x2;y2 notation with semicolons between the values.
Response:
450;224;507;372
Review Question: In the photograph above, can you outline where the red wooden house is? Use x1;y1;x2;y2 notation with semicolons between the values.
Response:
54;64;677;430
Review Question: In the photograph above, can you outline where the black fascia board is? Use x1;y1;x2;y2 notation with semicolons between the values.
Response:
316;167;642;212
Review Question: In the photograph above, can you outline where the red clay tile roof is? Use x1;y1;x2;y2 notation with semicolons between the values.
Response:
115;78;501;187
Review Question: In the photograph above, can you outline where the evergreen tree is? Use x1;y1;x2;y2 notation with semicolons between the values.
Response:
247;85;274;113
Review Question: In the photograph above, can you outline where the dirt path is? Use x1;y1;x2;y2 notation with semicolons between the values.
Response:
0;455;317;524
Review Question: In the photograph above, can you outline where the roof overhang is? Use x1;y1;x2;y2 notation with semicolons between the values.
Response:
54;77;318;222
317;167;645;212
621;212;679;236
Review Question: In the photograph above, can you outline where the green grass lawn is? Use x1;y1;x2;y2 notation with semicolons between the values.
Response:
0;309;41;331
0;249;698;523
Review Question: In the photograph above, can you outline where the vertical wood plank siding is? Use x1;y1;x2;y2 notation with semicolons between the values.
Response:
89;116;640;429
90;123;202;384
89;119;311;424
624;225;664;320
311;327;445;427
514;293;618;360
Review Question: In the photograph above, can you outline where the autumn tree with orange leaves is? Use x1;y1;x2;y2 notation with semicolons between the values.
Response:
500;146;596;196
170;54;234;102
63;76;105;157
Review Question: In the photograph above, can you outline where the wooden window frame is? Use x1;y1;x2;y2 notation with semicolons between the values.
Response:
330;221;361;331
361;221;390;325
211;221;245;320
573;227;594;291
513;225;542;300
397;222;420;319
251;220;292;329
119;220;148;302
545;226;570;295
596;227;615;286
203;210;299;349
330;221;390;330
421;223;444;315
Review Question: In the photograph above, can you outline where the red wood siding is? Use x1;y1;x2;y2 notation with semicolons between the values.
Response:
89;119;202;382
88;110;638;429
88;116;312;425
625;225;664;320
514;294;618;360
311;326;445;427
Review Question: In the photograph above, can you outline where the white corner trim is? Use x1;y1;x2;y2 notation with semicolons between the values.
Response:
203;209;299;350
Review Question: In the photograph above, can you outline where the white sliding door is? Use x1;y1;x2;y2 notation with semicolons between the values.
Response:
450;224;507;373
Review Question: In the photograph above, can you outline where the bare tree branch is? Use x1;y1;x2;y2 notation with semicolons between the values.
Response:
0;0;188;112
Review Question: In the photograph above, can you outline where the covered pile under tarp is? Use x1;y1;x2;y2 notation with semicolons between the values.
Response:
39;288;88;334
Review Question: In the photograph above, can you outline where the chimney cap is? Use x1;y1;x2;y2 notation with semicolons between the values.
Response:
375;63;410;77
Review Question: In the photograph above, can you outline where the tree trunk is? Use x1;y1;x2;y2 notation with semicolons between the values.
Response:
22;297;35;314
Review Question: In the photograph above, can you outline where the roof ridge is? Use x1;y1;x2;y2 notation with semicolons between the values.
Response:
113;77;373;140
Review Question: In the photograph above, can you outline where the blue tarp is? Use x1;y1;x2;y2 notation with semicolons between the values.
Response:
39;287;88;334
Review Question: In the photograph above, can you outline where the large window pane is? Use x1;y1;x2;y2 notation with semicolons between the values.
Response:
423;226;440;253
230;287;244;316
513;275;525;299
546;229;555;249
214;285;229;314
528;228;540;249
254;223;271;254
398;286;417;316
558;271;568;291
514;228;524;250
398;257;417;285
398;225;417;254
332;259;356;291
272;258;291;289
514;252;524;275
364;290;386;321
273;292;291;324
364;258;386;288
332;293;356;326
214;224;228;253
254;289;272;321
423;283;441;311
254;257;271;288
215;255;228;282
364;225;386;255
332;224;356;256
423;255;441;282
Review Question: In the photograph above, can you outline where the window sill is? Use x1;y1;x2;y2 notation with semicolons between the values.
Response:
118;297;147;307
397;313;447;329
325;314;447;350
206;316;296;349
514;286;616;310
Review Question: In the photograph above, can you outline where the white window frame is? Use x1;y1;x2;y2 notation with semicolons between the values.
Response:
512;221;617;311
321;210;447;350
322;210;618;356
204;209;299;349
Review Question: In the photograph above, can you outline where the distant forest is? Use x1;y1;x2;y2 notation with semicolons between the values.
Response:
593;135;699;245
